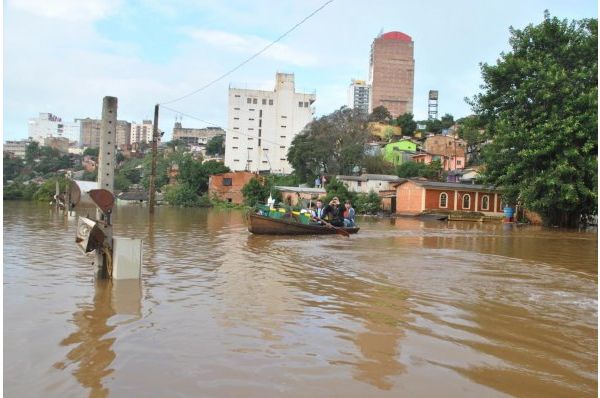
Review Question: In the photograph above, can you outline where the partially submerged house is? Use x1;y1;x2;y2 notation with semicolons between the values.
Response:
208;171;256;204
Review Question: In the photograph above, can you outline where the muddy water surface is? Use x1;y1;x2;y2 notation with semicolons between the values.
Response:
3;201;597;397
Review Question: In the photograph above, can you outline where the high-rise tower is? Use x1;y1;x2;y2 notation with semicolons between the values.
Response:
368;31;415;118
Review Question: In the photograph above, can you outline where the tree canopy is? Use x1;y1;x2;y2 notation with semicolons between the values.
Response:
394;113;417;136
470;12;597;226
206;135;225;156
368;105;393;123
287;107;370;180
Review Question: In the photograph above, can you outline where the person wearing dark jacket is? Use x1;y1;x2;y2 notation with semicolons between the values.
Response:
322;197;344;227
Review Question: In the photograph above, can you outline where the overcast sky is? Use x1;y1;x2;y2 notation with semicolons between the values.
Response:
3;0;597;141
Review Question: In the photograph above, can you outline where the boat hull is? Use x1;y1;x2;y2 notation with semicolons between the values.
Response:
247;213;359;235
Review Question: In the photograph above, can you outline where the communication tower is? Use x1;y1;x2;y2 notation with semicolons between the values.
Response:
428;90;439;120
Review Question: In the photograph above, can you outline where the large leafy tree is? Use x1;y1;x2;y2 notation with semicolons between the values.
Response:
368;105;393;123
287;107;370;180
206;135;225;156
394;113;417;136
470;12;597;226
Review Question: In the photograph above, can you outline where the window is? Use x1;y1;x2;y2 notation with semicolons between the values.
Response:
280;146;285;149
457;160;462;166
234;94;240;98
281;115;287;119
234;117;239;120
262;99;266;105
259;110;263;117
248;137;253;140
258;139;261;146
249;118;254;121
232;146;238;149
481;195;489;210
262;161;268;164
233;136;239;139
280;135;286;139
268;99;273;105
253;98;257;104
247;98;252;104
227;198;232;203
304;102;309;107
234;159;239;162
248;147;253;150
223;178;232;186
258;129;262;137
233;127;239;130
280;158;286;161
298;101;303;107
258;120;262;127
462;194;471;209
234;107;240;110
357;181;362;187
249;108;255;111
248;128;254;131
439;192;448;208
281;125;286;128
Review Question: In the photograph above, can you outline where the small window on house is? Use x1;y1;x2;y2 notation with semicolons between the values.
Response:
234;117;239;120
234;159;239;162
248;128;254;131
281;115;287;119
223;178;232;186
248;147;253;150
463;194;471;209
481;195;489;210
253;98;257;104
280;136;286;139
299;101;303;107
249;118;254;121
357;181;362;187
281;125;286;128
259;110;263;117
233;127;239;130
280;158;286;161
247;98;252;104
269;99;273;105
258;139;261;146
233;136;239;139
457;160;462;166
258;120;262;127
304;102;309;107
234;94;240;98
232;146;238;149
280;146;285;149
439;192;448;208
249;108;255;111
258;129;262;137
262;99;266;105
234;107;240;110
248;137;253;140
262;161;268;163
227;198;232;203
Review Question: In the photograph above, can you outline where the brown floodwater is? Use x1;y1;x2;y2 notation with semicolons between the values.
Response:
3;201;597;397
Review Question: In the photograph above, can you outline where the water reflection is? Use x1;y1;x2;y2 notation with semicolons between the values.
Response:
53;279;141;397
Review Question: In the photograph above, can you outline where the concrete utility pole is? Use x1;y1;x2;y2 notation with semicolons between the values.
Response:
148;104;159;214
96;96;117;276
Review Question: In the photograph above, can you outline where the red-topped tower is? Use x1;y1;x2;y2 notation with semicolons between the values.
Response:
369;31;415;118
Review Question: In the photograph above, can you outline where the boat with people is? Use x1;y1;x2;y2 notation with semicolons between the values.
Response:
246;202;359;236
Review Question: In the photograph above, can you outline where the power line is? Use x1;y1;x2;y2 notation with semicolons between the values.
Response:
159;0;334;105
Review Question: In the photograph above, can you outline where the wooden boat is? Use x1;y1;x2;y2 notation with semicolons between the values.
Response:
247;213;360;235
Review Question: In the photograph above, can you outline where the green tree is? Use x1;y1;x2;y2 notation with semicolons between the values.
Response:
456;115;486;165
440;113;455;130
242;176;282;206
354;190;381;214
361;155;395;174
83;147;99;157
396;160;443;180
165;183;203;207
25;142;40;165
206;135;225;156
4;153;24;182
470;12;597;226
395;113;417;136
287;107;370;181
369;105;393;123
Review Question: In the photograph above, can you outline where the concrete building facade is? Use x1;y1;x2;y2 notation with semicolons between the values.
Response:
28;113;80;143
78;118;131;149
369;31;415;118
347;79;370;116
225;73;316;174
172;123;225;147
4;139;33;158
130;120;154;145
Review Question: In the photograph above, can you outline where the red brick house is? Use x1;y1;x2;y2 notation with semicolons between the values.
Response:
208;171;256;204
394;180;503;215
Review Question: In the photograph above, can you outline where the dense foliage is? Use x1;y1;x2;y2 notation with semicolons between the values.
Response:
241;176;282;206
287;107;370;181
206;135;225;156
470;13;598;226
396;160;443;180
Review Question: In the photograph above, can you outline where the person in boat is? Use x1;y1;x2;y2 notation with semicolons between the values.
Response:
311;199;326;225
322;197;344;227
343;200;356;227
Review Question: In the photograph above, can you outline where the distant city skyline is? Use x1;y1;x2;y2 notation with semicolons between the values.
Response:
3;0;597;142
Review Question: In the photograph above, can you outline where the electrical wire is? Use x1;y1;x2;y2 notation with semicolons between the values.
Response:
159;0;334;105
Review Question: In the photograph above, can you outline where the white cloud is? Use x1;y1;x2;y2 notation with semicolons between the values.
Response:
184;28;319;67
8;0;122;21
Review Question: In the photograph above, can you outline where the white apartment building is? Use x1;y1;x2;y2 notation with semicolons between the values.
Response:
4;139;33;158
28;113;80;143
225;73;316;174
130;120;154;144
347;79;370;116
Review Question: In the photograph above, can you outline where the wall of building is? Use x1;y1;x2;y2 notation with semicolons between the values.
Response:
347;79;370;116
130;120;154;144
28;113;80;143
424;135;466;158
395;182;423;214
208;171;256;204
369;32;415;117
225;73;315;174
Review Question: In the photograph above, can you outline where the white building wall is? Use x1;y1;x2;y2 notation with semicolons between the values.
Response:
28;113;80;143
130;121;154;144
225;73;315;174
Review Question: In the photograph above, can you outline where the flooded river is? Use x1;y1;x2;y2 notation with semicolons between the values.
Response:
3;201;597;397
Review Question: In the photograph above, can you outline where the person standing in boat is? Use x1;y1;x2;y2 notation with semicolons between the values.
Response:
343;200;356;227
311;199;326;225
322;197;344;227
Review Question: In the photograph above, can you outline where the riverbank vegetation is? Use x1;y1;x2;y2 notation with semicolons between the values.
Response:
470;12;597;227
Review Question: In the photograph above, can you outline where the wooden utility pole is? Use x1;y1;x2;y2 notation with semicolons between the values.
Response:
148;104;159;214
96;96;117;277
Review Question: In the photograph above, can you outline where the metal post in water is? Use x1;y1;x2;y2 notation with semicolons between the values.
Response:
148;104;159;214
96;96;117;277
